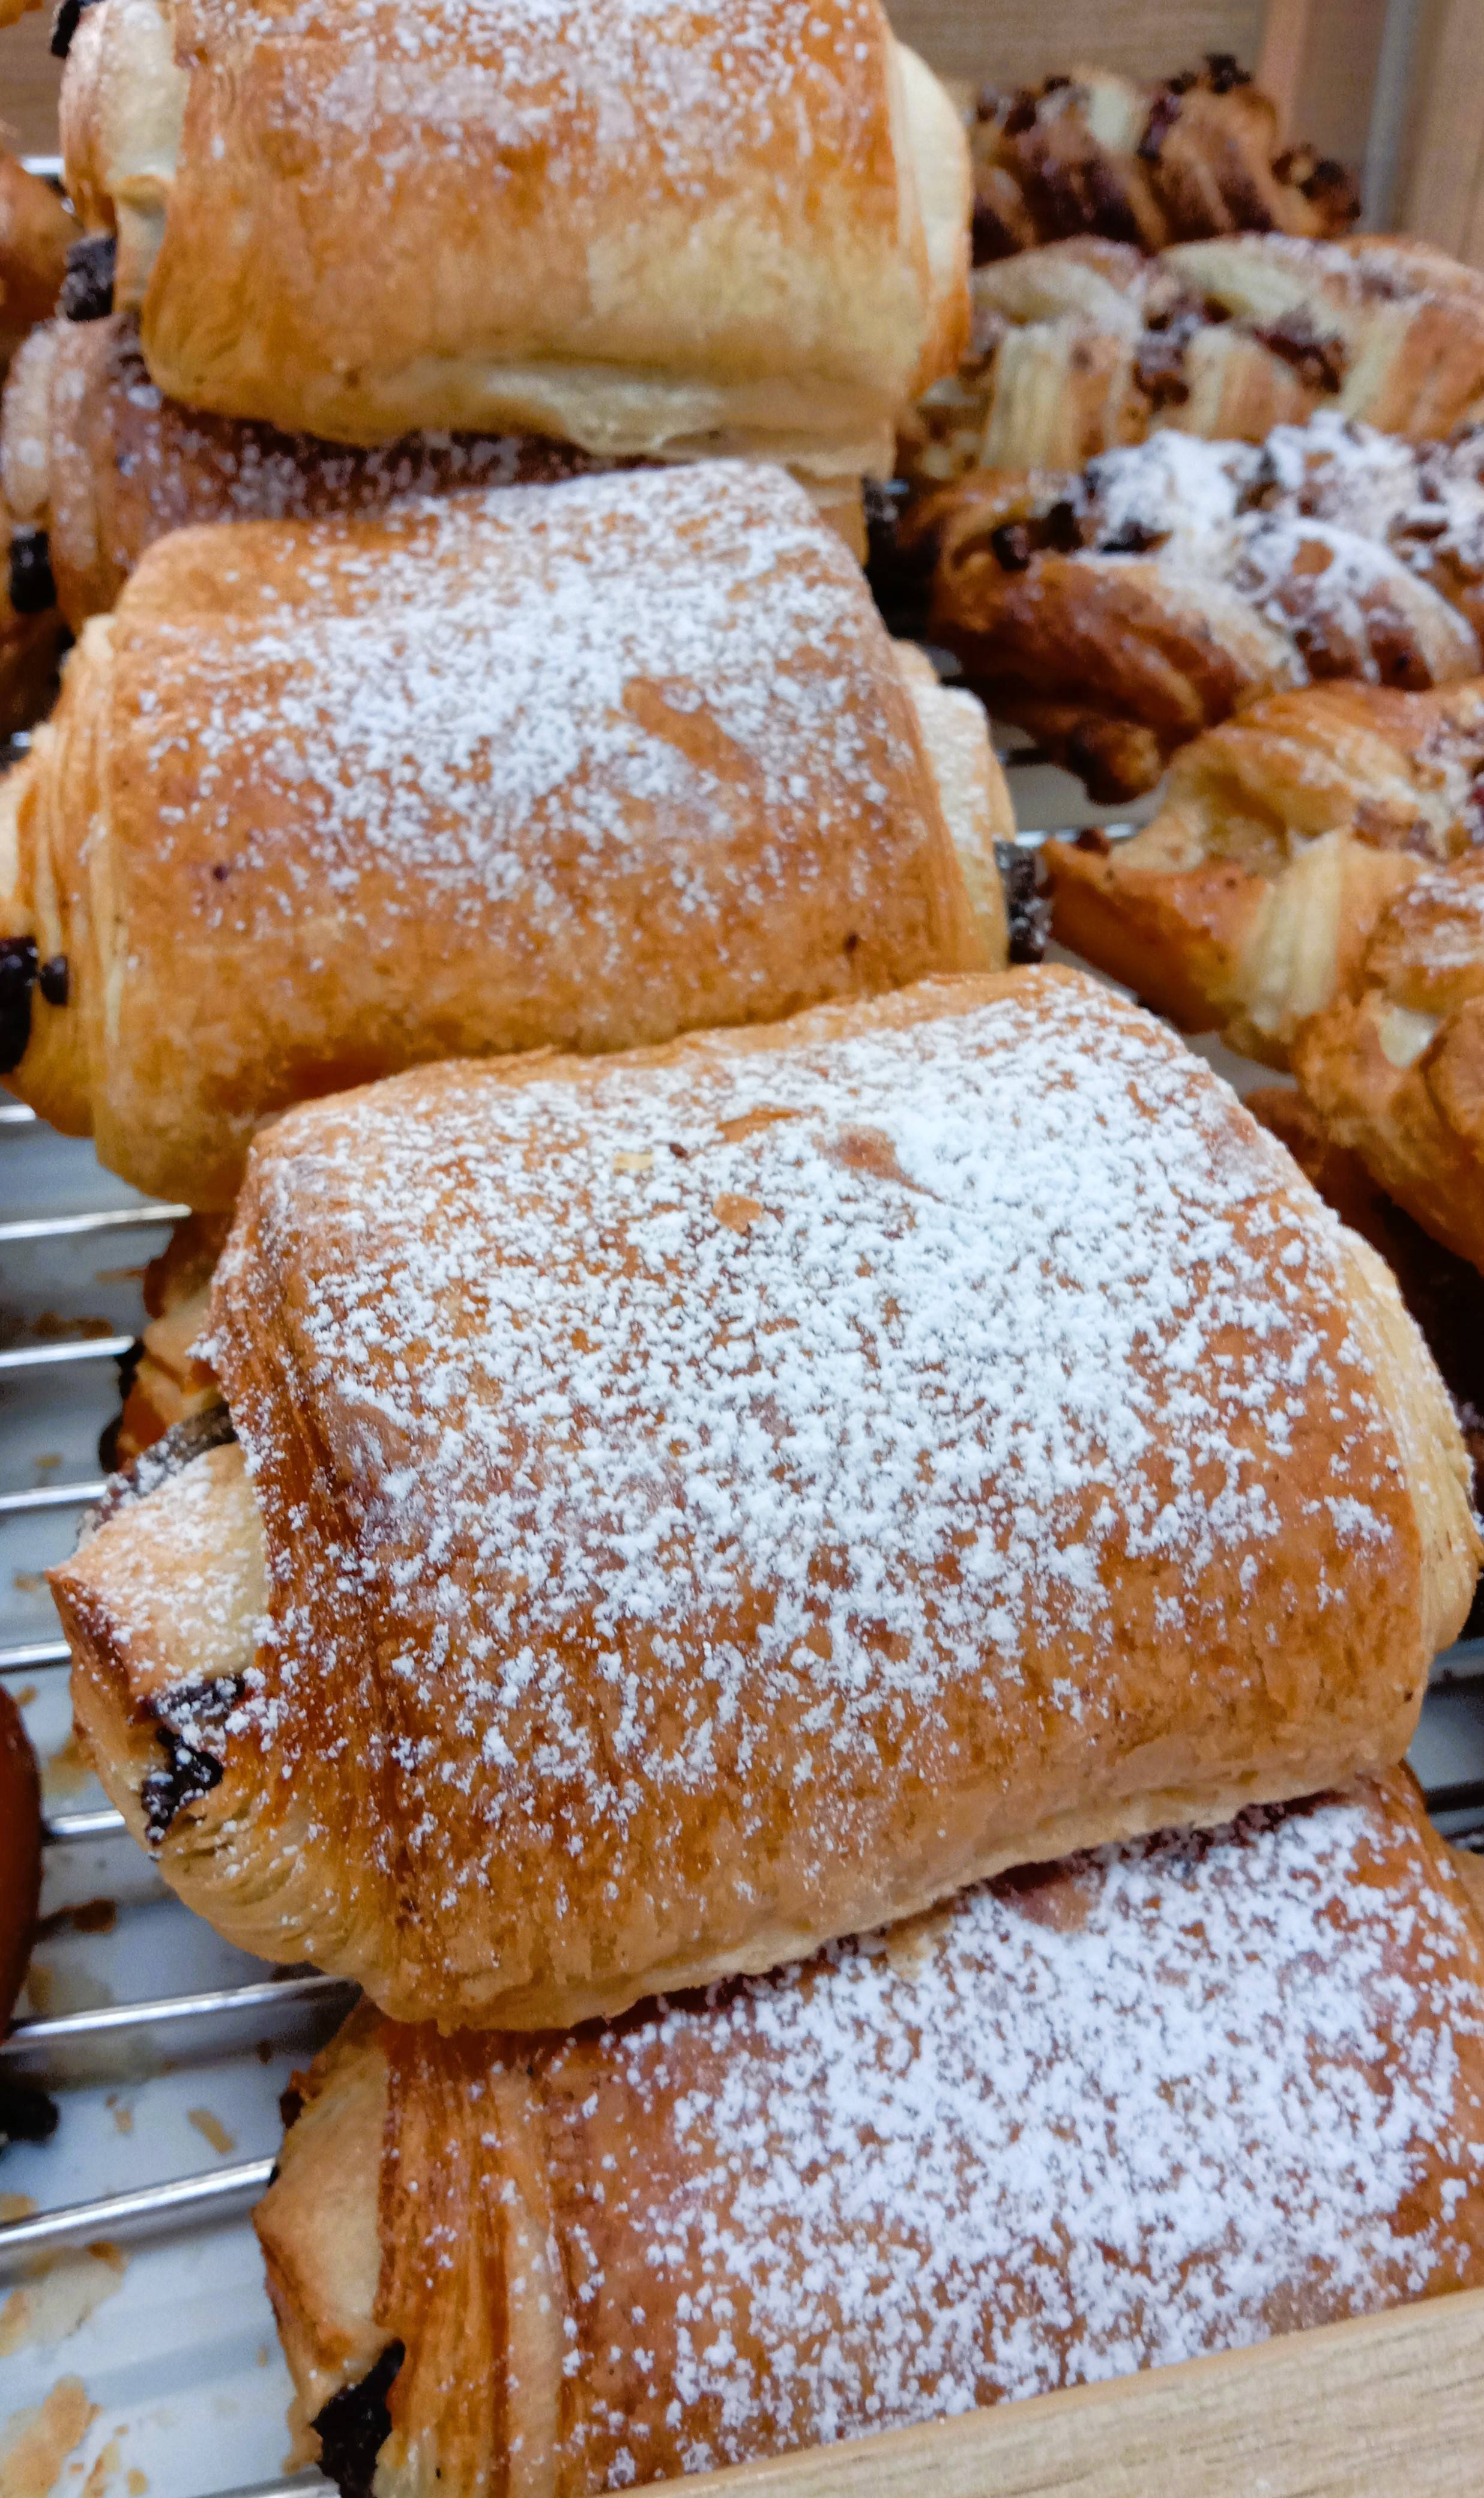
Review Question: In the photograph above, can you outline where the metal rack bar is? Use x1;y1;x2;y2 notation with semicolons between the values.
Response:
2;1973;356;2075
0;1203;189;1243
0;1103;36;1127
0;1480;106;1516
208;2479;327;2498
0;1635;70;1670
43;1804;127;1845
0;1335;136;1373
0;2158;275;2269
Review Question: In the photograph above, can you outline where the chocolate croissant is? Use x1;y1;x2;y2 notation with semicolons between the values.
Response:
968;58;1358;264
60;0;968;491
914;420;1484;798
906;234;1484;489
0;154;73;377
52;970;1480;2030
0;315;624;629
1043;680;1484;1063
0;461;1009;1205
254;1771;1484;2493
1294;856;1484;1277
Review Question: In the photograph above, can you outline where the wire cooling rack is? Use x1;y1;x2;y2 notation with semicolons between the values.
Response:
2;755;1483;2498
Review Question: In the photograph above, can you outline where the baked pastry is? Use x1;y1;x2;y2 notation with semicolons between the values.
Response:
255;1770;1484;2492
0;154;73;377
1294;856;1484;1276
0;461;1009;1205
51;969;1479;2027
1247;1087;1484;1523
59;0;968;508
913;420;1484;798
905;234;1484;488
1043;680;1484;1062
109;1212;228;1468
0;314;633;630
969;57;1357;264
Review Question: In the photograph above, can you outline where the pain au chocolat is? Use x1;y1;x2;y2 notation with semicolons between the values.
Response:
58;0;968;513
0;461;1009;1206
51;971;1479;2030
256;1771;1484;2494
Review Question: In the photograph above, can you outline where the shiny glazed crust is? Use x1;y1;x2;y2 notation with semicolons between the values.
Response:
1042;681;1484;1062
253;1773;1484;2494
52;971;1479;2028
61;0;967;461
0;462;1006;1203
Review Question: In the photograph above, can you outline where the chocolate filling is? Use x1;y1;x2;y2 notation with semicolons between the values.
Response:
313;2342;405;2498
50;0;104;58
38;954;68;1008
140;1674;246;1845
61;234;116;322
1253;310;1348;397
0;2075;59;2150
994;841;1050;965
8;529;56;618
0;937;38;1074
862;477;934;640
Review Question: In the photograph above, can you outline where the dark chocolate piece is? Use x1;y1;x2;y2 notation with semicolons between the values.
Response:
0;2076;59;2149
312;2343;405;2498
8;530;56;618
38;954;69;1008
1138;88;1184;163
994;841;1051;965
140;1674;247;1845
1201;52;1251;94
989;521;1034;573
1252;309;1348;396
61;234;116;322
50;0;103;57
862;477;934;641
0;936;38;1074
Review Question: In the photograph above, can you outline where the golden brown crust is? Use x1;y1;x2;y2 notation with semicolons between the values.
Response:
0;464;1002;1203
911;431;1484;797
112;1212;229;1466
1043;681;1484;1057
967;62;1357;264
0;1686;41;2034
253;1773;1484;2495
65;0;963;465
1294;856;1484;1274
53;970;1479;2027
0;156;74;370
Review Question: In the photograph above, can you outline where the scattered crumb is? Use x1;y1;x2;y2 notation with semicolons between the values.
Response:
13;1687;36;1708
126;2475;146;2496
0;2199;37;2225
0;2248;125;2358
253;2041;273;2066
41;1733;92;1803
36;1904;116;1944
186;2109;235;2158
11;1575;44;1599
79;2439;118;2498
255;2346;268;2369
21;1968;113;2023
28;1314;115;1343
0;2378;98;2498
31;1456;61;1475
105;2102;133;2139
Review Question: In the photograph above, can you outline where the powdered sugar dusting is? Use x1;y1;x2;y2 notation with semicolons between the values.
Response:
204;976;1418;1990
534;1785;1484;2478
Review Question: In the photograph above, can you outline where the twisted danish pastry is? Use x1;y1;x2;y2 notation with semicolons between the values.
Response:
254;1771;1484;2494
52;972;1479;2029
915;421;1484;797
0;461;1006;1205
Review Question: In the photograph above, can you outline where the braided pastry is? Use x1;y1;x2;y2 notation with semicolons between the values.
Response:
1043;680;1484;1060
254;1773;1484;2494
905;235;1484;489
969;58;1357;265
1294;856;1484;1275
914;420;1484;798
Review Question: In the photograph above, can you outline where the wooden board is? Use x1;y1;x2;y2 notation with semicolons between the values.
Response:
1;6;61;160
888;0;1263;86
685;2290;1484;2496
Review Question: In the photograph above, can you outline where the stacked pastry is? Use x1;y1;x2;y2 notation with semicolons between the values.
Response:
47;952;1484;2484
909;417;1484;797
0;0;970;677
905;234;1484;485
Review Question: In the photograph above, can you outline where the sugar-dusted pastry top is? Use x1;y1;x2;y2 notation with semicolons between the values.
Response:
6;460;995;1203
256;1774;1484;2493
63;0;968;454
52;970;1472;2022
